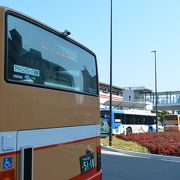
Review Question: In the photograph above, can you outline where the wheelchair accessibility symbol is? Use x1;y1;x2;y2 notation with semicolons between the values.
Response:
3;157;12;169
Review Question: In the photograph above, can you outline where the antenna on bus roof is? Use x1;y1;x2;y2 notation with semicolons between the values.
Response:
62;29;71;37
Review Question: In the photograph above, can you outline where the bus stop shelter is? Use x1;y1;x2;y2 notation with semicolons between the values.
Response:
103;100;147;110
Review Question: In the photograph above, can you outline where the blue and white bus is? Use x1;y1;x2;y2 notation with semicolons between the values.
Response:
100;109;156;135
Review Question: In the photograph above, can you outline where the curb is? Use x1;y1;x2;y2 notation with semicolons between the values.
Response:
101;144;180;163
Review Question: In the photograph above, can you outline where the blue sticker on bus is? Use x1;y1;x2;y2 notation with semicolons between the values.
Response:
3;157;12;169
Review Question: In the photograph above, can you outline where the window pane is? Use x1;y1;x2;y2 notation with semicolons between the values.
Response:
7;15;98;95
125;115;134;124
134;115;145;124
114;113;125;123
164;115;177;121
145;116;155;125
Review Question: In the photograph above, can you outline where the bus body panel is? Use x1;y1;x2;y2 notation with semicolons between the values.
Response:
0;6;102;179
17;128;100;180
0;83;99;131
0;130;101;179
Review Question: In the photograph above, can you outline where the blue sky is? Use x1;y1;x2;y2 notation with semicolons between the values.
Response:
1;0;180;91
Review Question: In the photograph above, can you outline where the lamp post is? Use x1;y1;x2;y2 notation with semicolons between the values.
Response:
109;0;113;146
151;50;158;132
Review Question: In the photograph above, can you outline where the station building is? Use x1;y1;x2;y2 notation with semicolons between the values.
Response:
99;82;123;109
99;83;180;113
99;83;151;110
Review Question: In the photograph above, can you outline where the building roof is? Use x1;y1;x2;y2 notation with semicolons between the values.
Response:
99;82;124;90
103;100;147;109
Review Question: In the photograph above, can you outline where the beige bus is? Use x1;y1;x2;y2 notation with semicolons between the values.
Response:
0;6;102;180
164;114;180;132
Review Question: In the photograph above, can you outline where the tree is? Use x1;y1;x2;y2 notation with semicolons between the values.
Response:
158;110;169;124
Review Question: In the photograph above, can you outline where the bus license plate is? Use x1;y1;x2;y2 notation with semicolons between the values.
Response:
80;153;95;174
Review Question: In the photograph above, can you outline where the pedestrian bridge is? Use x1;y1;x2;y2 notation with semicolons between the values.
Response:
156;103;180;111
152;91;180;111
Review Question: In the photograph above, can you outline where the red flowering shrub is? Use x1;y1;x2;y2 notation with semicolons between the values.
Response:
116;132;180;156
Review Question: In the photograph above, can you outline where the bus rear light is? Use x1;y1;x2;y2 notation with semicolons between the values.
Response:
96;146;101;153
96;146;101;171
0;169;15;180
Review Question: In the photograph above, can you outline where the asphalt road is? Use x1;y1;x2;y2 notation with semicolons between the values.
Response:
102;149;180;180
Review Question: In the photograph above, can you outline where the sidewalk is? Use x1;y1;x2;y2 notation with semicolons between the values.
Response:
101;143;180;163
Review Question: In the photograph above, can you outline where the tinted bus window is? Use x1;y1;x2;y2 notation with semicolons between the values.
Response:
164;115;178;121
6;15;98;95
125;114;134;124
145;116;156;125
114;113;125;123
134;115;145;124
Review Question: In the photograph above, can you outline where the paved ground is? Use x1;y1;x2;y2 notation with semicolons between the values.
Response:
101;144;180;163
102;148;180;180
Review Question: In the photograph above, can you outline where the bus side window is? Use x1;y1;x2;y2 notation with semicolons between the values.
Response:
134;115;145;124
145;116;155;125
114;113;125;123
126;114;134;124
120;114;126;124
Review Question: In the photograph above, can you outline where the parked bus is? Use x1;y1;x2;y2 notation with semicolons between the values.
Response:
100;109;156;135
0;7;102;180
164;114;180;132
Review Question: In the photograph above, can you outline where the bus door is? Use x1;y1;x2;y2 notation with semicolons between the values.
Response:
113;113;124;134
100;110;110;134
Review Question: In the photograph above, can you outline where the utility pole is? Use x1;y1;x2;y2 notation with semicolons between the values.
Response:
151;50;158;132
109;0;113;146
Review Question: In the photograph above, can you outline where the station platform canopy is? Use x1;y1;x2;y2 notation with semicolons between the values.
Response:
103;100;147;109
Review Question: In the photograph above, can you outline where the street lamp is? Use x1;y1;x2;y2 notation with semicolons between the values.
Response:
109;0;113;146
151;50;158;132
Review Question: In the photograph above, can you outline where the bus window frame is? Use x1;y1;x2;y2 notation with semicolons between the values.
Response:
4;10;99;97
